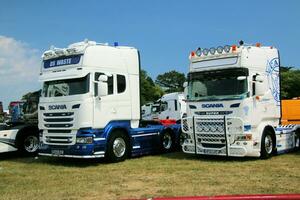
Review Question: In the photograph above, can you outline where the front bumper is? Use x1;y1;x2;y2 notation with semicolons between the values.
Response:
39;142;106;158
39;128;107;158
182;141;260;157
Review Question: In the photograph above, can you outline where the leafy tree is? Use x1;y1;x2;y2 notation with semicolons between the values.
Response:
155;70;186;93
280;67;300;99
140;70;164;105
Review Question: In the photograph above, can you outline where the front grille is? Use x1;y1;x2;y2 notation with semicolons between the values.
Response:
195;118;226;148
45;136;73;144
44;118;73;122
45;124;73;128
48;130;72;134
43;112;74;129
42;111;76;145
44;112;74;117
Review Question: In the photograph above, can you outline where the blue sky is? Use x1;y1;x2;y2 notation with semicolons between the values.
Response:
0;0;300;108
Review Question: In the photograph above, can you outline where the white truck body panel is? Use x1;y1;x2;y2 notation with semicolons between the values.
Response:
0;129;18;153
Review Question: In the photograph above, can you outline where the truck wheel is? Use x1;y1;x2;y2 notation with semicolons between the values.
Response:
179;131;185;147
260;130;275;159
20;134;39;155
106;131;128;162
161;131;174;152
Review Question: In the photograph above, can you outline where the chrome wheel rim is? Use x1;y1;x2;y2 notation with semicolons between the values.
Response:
113;138;126;158
163;133;172;149
265;135;273;154
24;136;39;153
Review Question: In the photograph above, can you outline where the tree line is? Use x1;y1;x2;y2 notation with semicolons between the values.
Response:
141;66;300;104
17;66;300;105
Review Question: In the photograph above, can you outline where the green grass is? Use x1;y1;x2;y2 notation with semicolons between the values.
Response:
0;151;299;200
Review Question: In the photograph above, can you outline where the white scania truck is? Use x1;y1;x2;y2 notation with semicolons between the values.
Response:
142;92;186;121
182;42;299;158
38;40;181;162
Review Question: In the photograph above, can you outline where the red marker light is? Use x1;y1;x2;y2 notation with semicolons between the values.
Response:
191;51;195;57
232;45;237;52
256;43;261;47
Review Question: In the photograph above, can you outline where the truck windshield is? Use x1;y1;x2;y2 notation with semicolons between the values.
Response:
43;74;89;97
187;68;248;101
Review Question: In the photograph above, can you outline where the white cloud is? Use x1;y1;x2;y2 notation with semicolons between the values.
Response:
0;36;40;81
0;36;41;108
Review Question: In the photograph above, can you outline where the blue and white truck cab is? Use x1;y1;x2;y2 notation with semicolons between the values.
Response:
38;40;181;162
182;42;300;158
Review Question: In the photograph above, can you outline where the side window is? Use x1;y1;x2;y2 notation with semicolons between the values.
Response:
107;76;113;94
160;101;168;112
117;74;126;93
95;72;114;96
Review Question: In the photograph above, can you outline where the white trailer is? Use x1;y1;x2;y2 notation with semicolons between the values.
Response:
182;42;299;158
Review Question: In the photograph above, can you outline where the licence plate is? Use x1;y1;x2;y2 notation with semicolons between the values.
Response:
203;149;219;155
51;150;64;155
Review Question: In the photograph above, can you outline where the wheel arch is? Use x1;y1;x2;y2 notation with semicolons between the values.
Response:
260;125;277;157
15;125;39;148
106;127;131;154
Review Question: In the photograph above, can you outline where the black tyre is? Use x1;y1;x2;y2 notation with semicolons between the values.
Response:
179;131;185;148
260;130;275;159
19;133;39;156
106;131;129;162
160;130;174;152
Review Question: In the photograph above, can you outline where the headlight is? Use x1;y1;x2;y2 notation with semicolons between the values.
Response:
76;137;93;144
209;47;216;55
217;46;223;54
196;48;202;56
203;48;209;56
224;45;231;53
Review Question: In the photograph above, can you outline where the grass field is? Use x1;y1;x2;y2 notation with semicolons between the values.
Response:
0;151;299;200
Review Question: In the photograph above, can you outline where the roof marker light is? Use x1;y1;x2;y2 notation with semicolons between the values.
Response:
55;49;65;56
232;45;237;52
196;48;202;56
203;48;209;56
191;51;195;57
256;43;261;47
217;46;223;54
66;48;77;54
224;45;231;53
209;47;216;55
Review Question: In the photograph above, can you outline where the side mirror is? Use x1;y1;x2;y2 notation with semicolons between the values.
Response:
255;82;265;96
183;82;188;88
97;75;108;97
255;75;264;83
